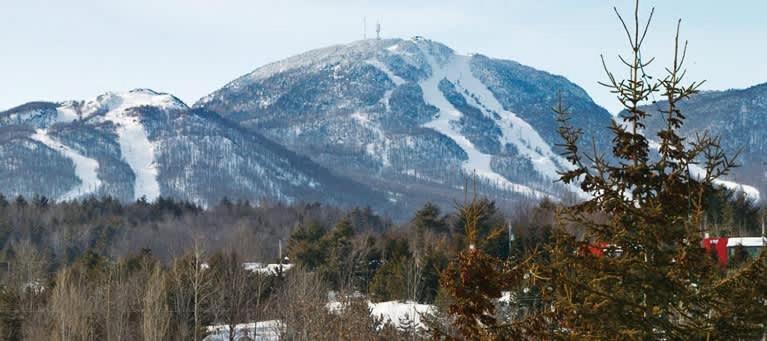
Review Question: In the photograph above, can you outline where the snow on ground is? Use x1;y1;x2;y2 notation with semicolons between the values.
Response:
29;129;101;200
204;300;432;340
55;102;83;124
369;300;434;329
243;263;294;275
350;112;372;125
87;90;186;201
204;320;282;341
107;110;160;202
326;299;434;330
415;45;552;199
448;55;566;180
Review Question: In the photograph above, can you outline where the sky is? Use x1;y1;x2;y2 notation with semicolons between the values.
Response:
1;1;765;113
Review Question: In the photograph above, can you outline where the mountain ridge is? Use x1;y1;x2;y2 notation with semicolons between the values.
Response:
0;89;388;210
7;37;758;218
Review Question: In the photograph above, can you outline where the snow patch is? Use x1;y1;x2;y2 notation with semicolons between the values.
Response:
243;263;294;275
105;109;160;202
204;320;281;341
350;111;391;168
55;102;83;124
29;129;101;200
326;299;434;330
351;112;372;125
445;55;565;181
370;301;433;329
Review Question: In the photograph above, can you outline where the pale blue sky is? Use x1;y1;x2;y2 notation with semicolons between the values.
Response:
1;1;764;113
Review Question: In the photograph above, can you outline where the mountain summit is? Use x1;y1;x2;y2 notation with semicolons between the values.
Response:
196;37;614;208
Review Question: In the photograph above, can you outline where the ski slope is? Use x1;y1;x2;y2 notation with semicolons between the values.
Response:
91;90;185;201
416;44;556;198
29;129;101;200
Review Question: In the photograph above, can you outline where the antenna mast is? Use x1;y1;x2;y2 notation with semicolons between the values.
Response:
376;20;381;40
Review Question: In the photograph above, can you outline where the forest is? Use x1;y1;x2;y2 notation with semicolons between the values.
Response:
0;181;763;340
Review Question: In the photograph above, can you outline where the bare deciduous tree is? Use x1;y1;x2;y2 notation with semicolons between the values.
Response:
50;268;97;341
143;266;170;341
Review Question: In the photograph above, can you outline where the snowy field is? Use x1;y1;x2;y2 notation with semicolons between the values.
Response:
205;300;434;340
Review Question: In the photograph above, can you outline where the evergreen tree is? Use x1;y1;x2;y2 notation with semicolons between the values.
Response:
412;202;448;235
320;218;355;289
499;2;767;338
287;221;328;270
369;257;408;302
437;196;503;339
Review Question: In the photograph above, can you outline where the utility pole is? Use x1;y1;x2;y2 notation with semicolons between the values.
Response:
508;221;515;259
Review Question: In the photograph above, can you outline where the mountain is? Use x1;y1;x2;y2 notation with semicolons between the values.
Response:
0;89;386;208
195;37;615;208
640;83;767;200
0;38;620;218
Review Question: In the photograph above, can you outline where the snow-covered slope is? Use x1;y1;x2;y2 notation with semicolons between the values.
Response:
90;91;185;200
415;43;570;198
1;89;187;201
29;129;102;200
61;89;187;201
197;37;609;209
0;89;386;208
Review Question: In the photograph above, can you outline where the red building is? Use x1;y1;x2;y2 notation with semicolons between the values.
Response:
702;237;766;267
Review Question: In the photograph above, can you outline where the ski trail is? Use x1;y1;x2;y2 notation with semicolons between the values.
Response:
104;106;160;202
30;129;101;200
367;59;405;112
445;55;565;181
416;49;550;198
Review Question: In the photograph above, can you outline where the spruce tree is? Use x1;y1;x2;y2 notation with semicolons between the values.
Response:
437;195;504;339
499;1;767;338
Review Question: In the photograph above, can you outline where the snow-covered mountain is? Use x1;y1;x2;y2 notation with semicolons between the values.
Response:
1;38;622;216
640;82;767;200
0;89;386;208
196;38;614;207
